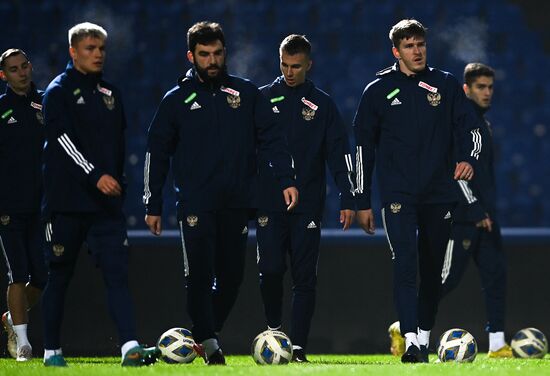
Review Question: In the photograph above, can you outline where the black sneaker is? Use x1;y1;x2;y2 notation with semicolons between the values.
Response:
206;348;226;365
292;348;309;363
419;345;429;363
401;344;428;363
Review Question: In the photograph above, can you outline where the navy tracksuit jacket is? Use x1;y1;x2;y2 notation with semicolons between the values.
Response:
353;63;483;335
0;84;44;213
258;76;355;215
144;68;295;217
442;101;506;333
0;83;46;287
42;61;126;216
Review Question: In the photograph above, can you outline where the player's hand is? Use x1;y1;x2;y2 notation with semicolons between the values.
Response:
340;209;355;231
356;209;375;235
454;162;474;181
283;186;299;211
476;214;493;232
96;174;122;196
145;215;162;236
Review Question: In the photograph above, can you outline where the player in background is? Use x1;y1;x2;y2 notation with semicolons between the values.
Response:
41;22;159;367
0;48;46;362
256;34;356;362
143;21;297;365
354;19;482;363
440;63;511;358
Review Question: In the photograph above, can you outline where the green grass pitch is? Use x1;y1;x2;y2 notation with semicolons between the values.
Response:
1;354;549;375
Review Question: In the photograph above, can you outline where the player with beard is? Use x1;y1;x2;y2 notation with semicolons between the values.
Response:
144;21;297;365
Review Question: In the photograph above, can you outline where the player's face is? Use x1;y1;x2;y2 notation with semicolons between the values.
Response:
0;53;32;95
464;76;494;109
188;40;226;82
280;51;311;87
393;36;426;75
70;36;106;74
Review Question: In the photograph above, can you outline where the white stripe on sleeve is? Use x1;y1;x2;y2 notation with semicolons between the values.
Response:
470;128;481;160
344;153;356;196
57;133;94;174
457;180;478;204
355;146;363;194
143;152;151;204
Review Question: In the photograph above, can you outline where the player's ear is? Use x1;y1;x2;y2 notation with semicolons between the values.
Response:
186;51;194;64
392;46;401;60
463;83;470;96
69;46;77;60
0;70;6;81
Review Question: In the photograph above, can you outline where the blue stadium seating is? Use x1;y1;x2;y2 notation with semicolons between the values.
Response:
1;0;548;228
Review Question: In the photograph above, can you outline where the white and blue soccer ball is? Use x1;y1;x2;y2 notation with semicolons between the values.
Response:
511;327;548;359
437;328;477;362
157;327;197;364
251;330;293;365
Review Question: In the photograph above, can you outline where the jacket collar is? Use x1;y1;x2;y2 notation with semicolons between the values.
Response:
65;60;102;87
392;62;431;79
180;67;229;90
272;75;314;96
5;82;39;103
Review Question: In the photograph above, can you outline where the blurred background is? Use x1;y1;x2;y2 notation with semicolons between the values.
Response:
2;0;549;229
0;0;549;356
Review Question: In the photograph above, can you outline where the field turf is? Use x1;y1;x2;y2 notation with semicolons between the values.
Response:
1;354;549;375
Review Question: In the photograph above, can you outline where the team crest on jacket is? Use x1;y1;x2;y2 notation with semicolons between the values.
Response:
390;203;401;213
258;216;269;227
301;97;318;121
103;95;115;110
52;244;65;257
226;94;241;109
302;107;315;121
427;92;441;106
36;111;44;124
187;215;199;227
462;239;471;251
221;87;241;109
0;215;10;225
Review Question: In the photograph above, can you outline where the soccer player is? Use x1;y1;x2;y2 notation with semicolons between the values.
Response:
440;63;511;357
257;34;356;362
353;19;482;363
143;21;297;365
41;22;158;367
0;48;46;362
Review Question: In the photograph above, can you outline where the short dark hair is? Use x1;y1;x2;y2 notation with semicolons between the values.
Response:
279;34;311;57
187;21;225;53
389;19;427;48
0;48;29;69
464;63;495;86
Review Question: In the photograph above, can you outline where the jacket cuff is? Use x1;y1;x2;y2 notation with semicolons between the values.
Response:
340;195;356;211
88;168;105;187
278;176;296;191
145;205;162;216
355;195;371;211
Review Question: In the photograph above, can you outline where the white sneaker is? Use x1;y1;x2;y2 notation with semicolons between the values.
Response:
2;312;17;358
16;345;33;361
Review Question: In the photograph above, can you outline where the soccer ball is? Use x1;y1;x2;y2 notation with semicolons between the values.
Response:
251;330;293;365
437;328;477;362
511;328;548;359
157;327;197;364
